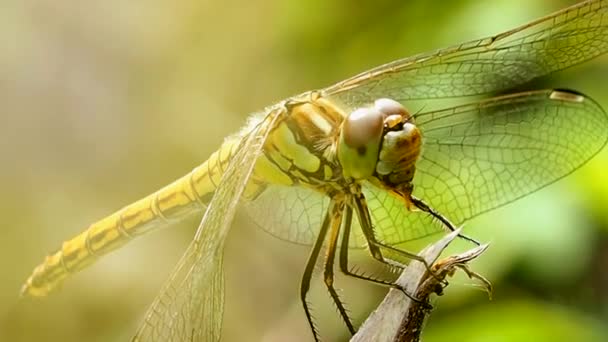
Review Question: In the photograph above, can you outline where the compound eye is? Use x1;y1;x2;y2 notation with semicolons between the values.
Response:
338;107;384;180
342;107;384;149
374;98;408;117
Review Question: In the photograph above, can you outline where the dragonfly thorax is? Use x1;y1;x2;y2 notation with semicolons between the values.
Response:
338;98;421;191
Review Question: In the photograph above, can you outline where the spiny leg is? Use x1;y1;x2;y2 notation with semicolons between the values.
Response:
300;199;333;342
409;195;480;246
352;191;440;281
347;195;429;303
322;199;356;335
339;205;404;289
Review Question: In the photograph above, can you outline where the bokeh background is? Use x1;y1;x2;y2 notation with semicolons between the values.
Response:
2;0;608;341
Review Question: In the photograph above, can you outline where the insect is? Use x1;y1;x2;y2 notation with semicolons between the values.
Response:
22;0;608;340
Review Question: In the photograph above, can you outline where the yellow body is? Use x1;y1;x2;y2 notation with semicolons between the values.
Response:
22;138;241;296
22;95;349;297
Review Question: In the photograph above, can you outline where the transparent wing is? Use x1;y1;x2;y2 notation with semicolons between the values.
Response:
324;0;608;107
247;1;608;248
133;107;282;341
247;90;608;248
245;182;438;249
244;185;331;246
380;89;608;245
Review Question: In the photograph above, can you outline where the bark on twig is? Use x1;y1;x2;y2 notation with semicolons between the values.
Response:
351;229;490;342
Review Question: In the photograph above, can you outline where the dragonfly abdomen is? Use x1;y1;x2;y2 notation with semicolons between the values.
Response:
22;139;241;297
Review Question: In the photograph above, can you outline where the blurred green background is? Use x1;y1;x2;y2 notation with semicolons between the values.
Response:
2;0;608;341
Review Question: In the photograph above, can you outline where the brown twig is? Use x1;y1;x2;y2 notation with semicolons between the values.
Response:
351;229;490;342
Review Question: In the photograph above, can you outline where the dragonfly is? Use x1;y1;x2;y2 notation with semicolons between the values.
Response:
22;0;608;340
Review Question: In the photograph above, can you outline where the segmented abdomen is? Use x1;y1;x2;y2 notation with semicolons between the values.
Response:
22;139;241;297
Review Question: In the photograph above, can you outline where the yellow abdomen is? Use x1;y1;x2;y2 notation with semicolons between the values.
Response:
22;139;241;297
22;97;344;297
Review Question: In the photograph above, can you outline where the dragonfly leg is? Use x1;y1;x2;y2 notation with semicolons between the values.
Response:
339;204;428;305
301;198;357;340
322;199;356;335
352;192;444;284
300;199;334;342
409;195;480;246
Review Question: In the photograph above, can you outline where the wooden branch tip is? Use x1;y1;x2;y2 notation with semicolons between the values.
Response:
351;229;491;342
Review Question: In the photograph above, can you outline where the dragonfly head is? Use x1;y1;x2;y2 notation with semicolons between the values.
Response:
338;98;421;191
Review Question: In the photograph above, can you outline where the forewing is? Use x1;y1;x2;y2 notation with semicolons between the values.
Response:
133;107;282;341
325;0;608;107
368;89;608;246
